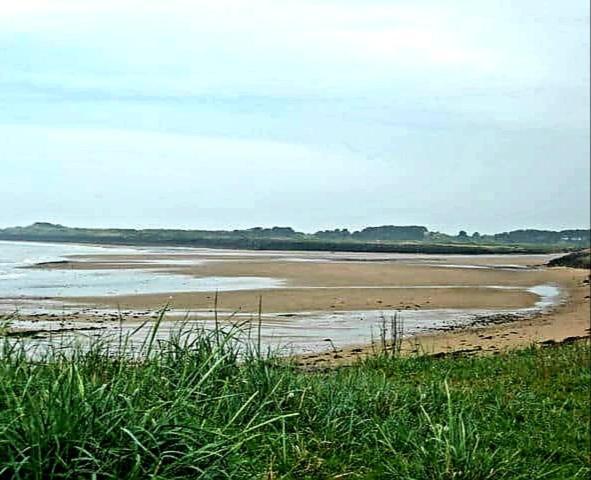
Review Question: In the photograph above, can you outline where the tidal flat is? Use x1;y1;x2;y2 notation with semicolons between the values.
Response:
1;241;588;356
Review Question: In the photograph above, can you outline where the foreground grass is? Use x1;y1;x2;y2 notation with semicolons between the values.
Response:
0;325;589;479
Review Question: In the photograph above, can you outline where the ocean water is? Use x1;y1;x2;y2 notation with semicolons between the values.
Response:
0;240;127;269
0;241;283;299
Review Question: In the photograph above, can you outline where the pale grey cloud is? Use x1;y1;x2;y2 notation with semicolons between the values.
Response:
0;0;588;232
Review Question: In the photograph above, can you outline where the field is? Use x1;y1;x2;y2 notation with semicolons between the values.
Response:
0;320;589;480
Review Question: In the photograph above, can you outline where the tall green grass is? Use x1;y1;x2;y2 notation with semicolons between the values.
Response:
0;318;589;479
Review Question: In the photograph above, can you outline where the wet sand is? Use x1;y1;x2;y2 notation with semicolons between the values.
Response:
59;252;559;313
297;267;590;367
4;248;589;358
71;286;539;313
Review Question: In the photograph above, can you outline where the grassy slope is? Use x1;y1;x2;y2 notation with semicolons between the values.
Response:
0;325;588;480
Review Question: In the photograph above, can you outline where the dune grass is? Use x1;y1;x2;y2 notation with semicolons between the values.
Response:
0;319;589;479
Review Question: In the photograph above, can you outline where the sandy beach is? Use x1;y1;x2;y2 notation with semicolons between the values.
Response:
3;247;589;357
298;267;590;367
56;251;560;312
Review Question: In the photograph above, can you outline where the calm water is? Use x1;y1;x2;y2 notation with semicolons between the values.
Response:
0;241;282;299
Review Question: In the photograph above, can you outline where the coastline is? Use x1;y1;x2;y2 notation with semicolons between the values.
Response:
39;250;564;309
1;246;588;357
296;266;590;367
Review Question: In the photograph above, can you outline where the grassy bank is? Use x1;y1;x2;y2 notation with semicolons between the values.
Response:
0;323;589;479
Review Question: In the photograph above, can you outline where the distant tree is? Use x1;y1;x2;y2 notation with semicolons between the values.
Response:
458;230;468;238
472;232;481;240
244;227;298;238
313;229;351;240
352;226;428;241
494;229;590;245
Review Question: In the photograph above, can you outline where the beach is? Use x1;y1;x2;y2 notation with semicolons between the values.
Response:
1;242;588;355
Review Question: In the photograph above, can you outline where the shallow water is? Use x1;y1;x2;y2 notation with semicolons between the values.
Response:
0;240;141;267
0;241;283;298
435;263;532;270
3;284;562;355
0;269;283;298
132;283;562;353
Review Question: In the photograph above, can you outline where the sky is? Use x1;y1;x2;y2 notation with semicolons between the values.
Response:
0;0;589;234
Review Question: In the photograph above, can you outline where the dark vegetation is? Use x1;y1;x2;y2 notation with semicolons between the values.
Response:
0;317;588;479
1;223;588;254
494;229;589;244
548;249;591;269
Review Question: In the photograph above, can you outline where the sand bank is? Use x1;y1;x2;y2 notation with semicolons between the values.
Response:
3;248;588;357
58;252;561;313
297;267;590;366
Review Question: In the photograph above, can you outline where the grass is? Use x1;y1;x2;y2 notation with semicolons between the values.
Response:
0;318;589;479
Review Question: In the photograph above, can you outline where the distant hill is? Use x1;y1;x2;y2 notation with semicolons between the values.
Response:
494;229;590;245
0;222;588;254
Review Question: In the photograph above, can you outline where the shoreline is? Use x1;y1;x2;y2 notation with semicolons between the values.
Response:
1;246;588;358
4;273;586;358
296;267;590;367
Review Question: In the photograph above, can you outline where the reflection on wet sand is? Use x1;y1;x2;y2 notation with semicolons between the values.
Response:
0;241;580;355
4;284;561;355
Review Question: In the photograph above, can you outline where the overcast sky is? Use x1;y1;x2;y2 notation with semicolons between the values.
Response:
1;0;589;234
